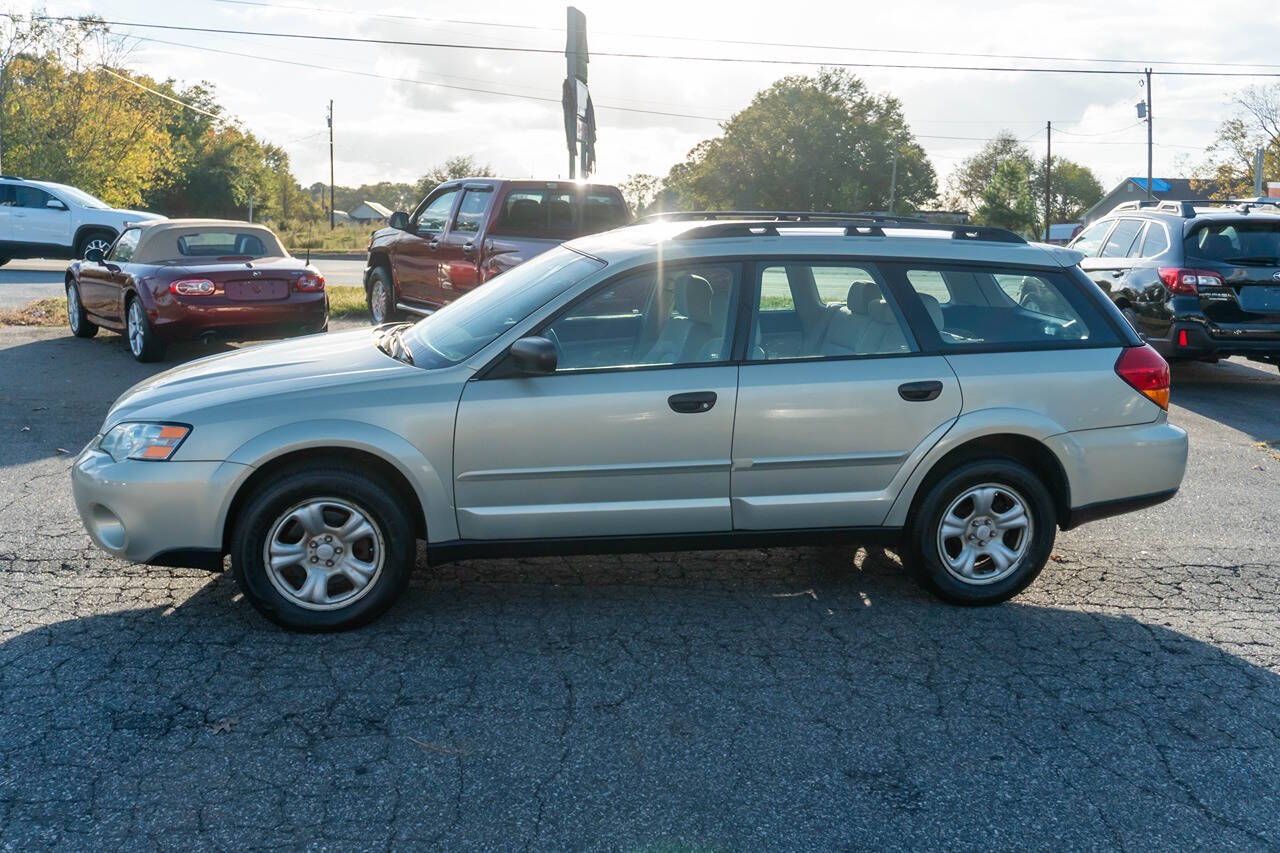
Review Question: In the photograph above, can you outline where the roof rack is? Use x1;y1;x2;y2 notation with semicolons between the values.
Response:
1113;200;1162;212
667;217;1026;244
644;210;926;224
1142;198;1280;218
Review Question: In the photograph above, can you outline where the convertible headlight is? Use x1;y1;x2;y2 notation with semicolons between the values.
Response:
98;423;191;462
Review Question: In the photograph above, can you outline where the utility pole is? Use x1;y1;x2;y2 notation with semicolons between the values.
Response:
1256;147;1265;197
1145;68;1153;201
887;148;899;214
327;100;335;230
1044;120;1052;241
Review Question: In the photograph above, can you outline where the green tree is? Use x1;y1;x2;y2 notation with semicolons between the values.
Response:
660;68;936;212
945;131;1034;213
416;155;495;198
1033;157;1104;224
618;173;662;215
976;159;1039;235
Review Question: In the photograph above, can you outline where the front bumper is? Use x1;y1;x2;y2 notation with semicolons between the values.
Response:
1045;418;1188;530
71;442;249;567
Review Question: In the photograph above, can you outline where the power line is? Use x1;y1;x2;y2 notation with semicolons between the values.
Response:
99;66;225;120
29;15;1280;77
208;0;1280;72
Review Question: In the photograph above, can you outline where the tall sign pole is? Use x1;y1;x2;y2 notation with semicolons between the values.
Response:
328;100;335;230
1044;120;1052;240
563;7;593;180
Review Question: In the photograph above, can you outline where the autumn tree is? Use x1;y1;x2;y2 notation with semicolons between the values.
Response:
1194;84;1280;197
416;155;496;198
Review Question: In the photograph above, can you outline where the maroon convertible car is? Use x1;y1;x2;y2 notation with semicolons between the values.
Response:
65;219;328;362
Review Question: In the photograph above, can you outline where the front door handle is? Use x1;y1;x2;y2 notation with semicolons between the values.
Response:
898;380;943;402
668;391;717;413
428;239;441;250
462;241;476;257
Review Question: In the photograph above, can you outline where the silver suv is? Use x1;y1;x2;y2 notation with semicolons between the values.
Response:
71;215;1189;630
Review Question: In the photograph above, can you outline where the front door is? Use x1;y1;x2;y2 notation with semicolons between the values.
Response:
730;260;961;530
392;187;459;308
453;260;743;540
437;186;492;300
78;227;139;322
10;185;71;249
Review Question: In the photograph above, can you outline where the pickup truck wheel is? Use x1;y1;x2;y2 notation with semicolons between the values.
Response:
75;230;115;260
367;267;402;324
66;281;98;338
905;458;1056;605
231;463;415;631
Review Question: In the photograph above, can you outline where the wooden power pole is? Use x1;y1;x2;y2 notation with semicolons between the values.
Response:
327;100;335;230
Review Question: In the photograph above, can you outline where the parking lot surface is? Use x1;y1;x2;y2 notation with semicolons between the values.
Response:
2;322;1279;849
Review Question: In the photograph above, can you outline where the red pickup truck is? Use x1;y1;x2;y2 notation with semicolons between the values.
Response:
364;178;629;323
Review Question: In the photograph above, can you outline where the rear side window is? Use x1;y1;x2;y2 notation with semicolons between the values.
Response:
1139;223;1170;257
1070;220;1113;256
492;189;628;237
897;263;1121;349
1185;221;1280;264
1100;219;1144;258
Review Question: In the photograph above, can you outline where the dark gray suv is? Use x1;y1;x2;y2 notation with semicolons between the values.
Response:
1069;199;1280;370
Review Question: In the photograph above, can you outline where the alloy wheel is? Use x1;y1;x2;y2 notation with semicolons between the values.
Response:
67;285;81;333
371;280;389;323
83;238;112;258
263;497;385;611
127;300;146;357
935;483;1032;585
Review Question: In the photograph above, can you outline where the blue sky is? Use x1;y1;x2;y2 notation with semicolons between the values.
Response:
19;0;1280;194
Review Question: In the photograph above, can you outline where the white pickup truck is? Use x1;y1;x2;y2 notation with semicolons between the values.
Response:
0;176;164;265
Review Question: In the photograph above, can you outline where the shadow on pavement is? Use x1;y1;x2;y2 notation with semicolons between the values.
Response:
2;547;1276;848
1170;357;1280;441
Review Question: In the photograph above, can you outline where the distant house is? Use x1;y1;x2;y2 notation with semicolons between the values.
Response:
349;201;392;225
1083;177;1213;225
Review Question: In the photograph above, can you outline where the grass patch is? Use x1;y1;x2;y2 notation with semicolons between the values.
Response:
0;298;67;327
328;285;369;320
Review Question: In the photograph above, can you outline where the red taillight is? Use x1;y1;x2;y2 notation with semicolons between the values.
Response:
169;278;215;296
1115;345;1170;410
294;272;325;292
1158;267;1222;295
1177;329;1189;347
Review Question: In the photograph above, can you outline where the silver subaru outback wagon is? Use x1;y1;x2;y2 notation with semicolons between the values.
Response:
72;216;1188;631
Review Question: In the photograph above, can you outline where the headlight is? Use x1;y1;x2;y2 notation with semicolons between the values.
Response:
98;423;190;462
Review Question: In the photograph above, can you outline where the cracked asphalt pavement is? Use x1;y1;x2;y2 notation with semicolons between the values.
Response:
2;323;1280;850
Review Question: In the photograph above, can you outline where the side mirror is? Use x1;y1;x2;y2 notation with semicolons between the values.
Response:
47;199;68;210
389;211;410;230
508;336;557;375
85;247;105;264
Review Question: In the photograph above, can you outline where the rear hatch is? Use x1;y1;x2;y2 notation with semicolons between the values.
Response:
1184;218;1280;339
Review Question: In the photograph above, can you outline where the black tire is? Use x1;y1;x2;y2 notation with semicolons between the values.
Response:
65;280;98;338
124;295;167;362
231;462;415;631
905;458;1056;605
366;266;402;324
0;257;9;267
75;229;115;260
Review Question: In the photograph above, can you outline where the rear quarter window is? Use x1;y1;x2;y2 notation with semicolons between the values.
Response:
491;189;628;238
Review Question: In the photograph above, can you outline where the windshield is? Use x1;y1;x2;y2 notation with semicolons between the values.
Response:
403;247;604;368
42;183;109;210
1186;221;1280;265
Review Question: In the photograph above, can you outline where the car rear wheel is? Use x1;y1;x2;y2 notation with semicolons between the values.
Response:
231;463;415;631
66;281;98;338
125;297;166;362
367;267;402;324
906;458;1056;605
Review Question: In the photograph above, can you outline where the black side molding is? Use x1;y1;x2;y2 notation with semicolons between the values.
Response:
427;525;904;566
1061;488;1178;531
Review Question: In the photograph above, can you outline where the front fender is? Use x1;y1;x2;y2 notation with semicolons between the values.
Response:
222;418;457;542
883;407;1072;527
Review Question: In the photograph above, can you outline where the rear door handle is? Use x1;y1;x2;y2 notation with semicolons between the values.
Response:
898;381;943;402
668;391;717;413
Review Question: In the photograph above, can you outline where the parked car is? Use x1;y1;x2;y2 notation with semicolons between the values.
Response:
0;175;164;265
72;214;1187;631
364;178;629;323
65;219;328;362
1069;198;1280;371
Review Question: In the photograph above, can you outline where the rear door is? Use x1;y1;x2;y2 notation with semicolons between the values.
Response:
453;259;742;540
731;259;961;530
1080;217;1145;297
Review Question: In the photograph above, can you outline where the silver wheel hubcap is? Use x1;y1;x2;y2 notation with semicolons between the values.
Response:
371;281;388;322
263;497;385;611
67;285;80;332
936;483;1032;585
127;301;145;356
84;239;111;258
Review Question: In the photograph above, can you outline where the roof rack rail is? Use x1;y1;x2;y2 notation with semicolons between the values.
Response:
644;209;926;224
1113;200;1161;212
668;218;1027;244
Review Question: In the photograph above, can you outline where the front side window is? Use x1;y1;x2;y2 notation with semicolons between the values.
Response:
900;264;1114;348
404;247;603;368
12;185;54;209
414;189;459;235
544;262;740;371
1069;220;1113;256
109;228;141;263
1100;219;1144;258
451;189;491;235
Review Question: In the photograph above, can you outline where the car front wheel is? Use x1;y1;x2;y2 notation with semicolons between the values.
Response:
231;463;415;631
366;267;402;325
906;458;1056;605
